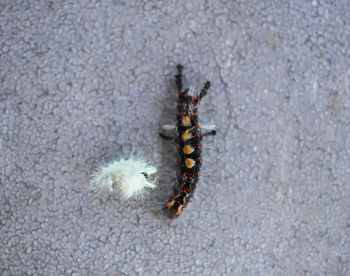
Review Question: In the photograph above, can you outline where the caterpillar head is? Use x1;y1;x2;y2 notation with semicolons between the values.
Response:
165;199;184;219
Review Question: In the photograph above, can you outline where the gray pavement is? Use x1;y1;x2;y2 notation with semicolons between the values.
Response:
1;0;349;275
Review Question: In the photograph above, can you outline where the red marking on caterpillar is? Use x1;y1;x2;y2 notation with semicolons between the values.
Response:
160;64;216;219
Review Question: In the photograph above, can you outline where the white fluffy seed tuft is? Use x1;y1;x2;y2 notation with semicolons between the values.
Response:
88;154;157;199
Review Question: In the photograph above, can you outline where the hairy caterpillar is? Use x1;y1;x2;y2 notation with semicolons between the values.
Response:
88;152;157;199
160;64;216;219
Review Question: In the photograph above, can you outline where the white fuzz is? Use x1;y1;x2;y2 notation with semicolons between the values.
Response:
161;123;176;131
201;123;216;131
187;86;198;97
89;154;157;199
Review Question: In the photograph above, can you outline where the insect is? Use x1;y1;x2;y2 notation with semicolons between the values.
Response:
160;64;216;219
89;151;157;199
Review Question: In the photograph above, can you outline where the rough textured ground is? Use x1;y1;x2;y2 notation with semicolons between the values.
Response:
1;0;350;275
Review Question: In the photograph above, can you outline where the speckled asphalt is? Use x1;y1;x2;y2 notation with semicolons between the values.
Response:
1;1;350;275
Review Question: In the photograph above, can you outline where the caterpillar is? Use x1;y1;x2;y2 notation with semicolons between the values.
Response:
88;151;158;199
160;64;216;219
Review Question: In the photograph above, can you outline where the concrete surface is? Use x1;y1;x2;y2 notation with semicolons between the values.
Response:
1;0;350;275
